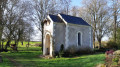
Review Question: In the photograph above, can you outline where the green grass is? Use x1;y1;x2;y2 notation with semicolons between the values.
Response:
0;42;105;67
1;41;41;47
0;56;14;67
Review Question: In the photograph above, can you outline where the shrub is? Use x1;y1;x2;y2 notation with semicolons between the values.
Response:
54;44;64;58
54;52;59;57
95;47;108;52
65;45;77;54
64;46;93;57
112;50;120;65
105;50;120;66
105;49;114;67
113;57;119;63
59;44;64;57
76;47;93;55
67;45;77;54
63;45;77;57
105;49;114;55
106;41;118;49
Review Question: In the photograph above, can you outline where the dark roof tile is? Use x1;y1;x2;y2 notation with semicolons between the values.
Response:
49;14;62;22
49;14;90;26
59;14;90;26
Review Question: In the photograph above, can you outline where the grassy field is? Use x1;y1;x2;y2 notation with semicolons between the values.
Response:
0;42;105;67
1;41;41;47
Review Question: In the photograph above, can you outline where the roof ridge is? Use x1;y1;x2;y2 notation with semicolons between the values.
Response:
59;14;90;26
59;13;82;19
48;14;63;22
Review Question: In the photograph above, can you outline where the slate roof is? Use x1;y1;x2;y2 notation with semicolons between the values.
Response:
49;14;62;22
49;14;90;26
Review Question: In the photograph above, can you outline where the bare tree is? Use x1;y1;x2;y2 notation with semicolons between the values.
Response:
59;0;71;14
78;7;92;25
95;3;111;48
32;0;54;51
0;0;8;51
70;6;78;16
2;0;31;51
31;0;71;51
81;0;111;48
81;0;98;48
110;0;120;42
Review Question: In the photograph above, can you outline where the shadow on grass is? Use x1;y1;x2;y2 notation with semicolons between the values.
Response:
16;53;105;67
1;46;105;67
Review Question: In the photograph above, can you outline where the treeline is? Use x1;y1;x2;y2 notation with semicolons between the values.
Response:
0;0;71;52
0;0;120;52
69;0;120;48
0;0;35;51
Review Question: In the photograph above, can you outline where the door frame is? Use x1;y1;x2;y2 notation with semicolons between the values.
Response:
43;32;53;56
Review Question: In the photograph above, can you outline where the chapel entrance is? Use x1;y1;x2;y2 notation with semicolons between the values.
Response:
45;34;50;55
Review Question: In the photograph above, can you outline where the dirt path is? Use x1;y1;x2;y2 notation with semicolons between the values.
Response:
2;54;23;67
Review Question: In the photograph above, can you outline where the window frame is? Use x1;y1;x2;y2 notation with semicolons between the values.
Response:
77;31;82;46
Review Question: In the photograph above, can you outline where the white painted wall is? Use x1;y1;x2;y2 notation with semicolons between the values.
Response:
43;15;93;56
43;16;53;56
66;23;93;50
53;23;93;52
53;23;66;53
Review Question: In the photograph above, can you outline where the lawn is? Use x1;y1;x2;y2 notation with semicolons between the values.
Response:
0;42;105;67
1;41;41;47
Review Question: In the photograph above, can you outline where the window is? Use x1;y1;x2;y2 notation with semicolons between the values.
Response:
45;21;50;26
47;22;50;26
78;32;81;46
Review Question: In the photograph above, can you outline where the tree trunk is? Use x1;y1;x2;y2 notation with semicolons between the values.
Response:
93;14;96;48
0;39;1;52
0;31;1;51
93;31;95;48
0;27;3;52
114;12;117;43
28;41;29;47
27;41;29;50
5;40;10;51
15;40;18;51
98;38;102;48
15;40;17;45
21;41;23;45
1;41;3;51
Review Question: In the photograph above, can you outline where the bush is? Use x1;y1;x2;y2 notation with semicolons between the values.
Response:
113;57;119;63
105;49;114;67
63;46;93;57
54;44;64;58
63;45;77;57
106;41;118;49
95;47;110;52
112;50;120;65
76;47;93;55
113;50;120;60
59;44;64;57
94;41;118;53
105;50;120;66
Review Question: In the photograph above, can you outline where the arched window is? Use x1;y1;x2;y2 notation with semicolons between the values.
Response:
46;21;50;26
78;32;81;46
